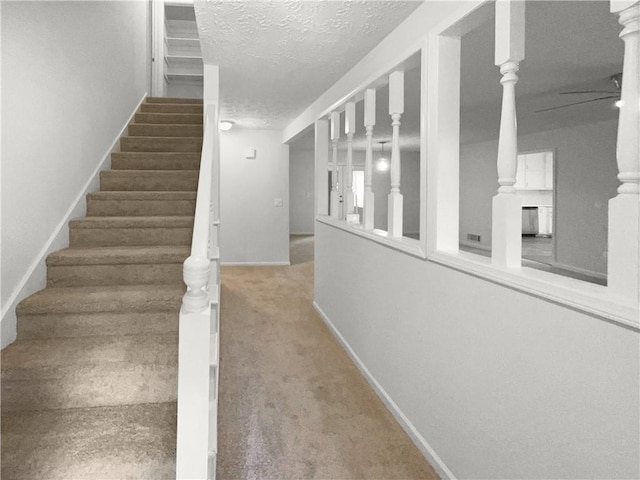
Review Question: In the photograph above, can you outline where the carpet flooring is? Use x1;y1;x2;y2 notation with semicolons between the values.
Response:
216;235;439;479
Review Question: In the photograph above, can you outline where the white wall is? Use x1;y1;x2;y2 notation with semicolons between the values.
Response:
315;223;639;479
460;119;618;275
289;148;315;234
1;0;150;347
220;129;290;265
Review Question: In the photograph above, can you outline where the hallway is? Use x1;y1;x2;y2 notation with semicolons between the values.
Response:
216;236;438;479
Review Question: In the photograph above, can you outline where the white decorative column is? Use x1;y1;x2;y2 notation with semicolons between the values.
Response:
388;71;404;238
315;118;330;216
363;89;376;230
344;101;359;223
330;111;341;219
491;0;524;267
608;0;640;301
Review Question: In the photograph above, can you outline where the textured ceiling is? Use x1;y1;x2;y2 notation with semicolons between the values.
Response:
194;0;421;129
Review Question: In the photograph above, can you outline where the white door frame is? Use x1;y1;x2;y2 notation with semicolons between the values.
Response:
150;0;165;97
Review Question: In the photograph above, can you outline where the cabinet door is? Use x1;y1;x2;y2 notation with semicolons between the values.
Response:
544;151;554;190
525;152;546;189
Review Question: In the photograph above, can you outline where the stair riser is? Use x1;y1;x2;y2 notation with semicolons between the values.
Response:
70;227;193;247
17;312;179;339
111;155;200;171
1;367;177;412
86;199;196;216
47;264;184;288
135;113;203;125
100;172;198;191
140;103;203;114
121;137;203;152
145;97;202;104
128;124;203;137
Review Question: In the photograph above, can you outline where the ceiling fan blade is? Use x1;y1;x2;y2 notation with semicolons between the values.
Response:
559;90;620;95
535;95;620;113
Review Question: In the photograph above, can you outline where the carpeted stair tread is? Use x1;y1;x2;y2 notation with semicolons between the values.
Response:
87;190;196;201
146;96;202;104
111;152;200;170
47;245;190;266
86;191;196;216
70;216;194;229
100;170;198;191
120;136;203;153
140;103;203;114
1;402;176;479
134;112;203;125
17;284;184;315
128;123;203;138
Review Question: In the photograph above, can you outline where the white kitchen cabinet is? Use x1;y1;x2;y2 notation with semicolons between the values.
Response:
514;151;553;191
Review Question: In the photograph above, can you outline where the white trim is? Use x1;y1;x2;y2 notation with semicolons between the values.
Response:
551;261;607;284
317;216;425;259
220;261;290;267
313;301;457;480
1;93;147;348
429;250;639;331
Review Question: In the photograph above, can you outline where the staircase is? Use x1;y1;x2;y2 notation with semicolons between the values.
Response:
1;97;203;479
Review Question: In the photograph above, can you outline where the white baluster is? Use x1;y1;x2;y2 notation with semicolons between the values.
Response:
330;111;340;219
182;255;210;313
491;0;524;267
388;71;404;238
345;101;359;223
608;0;640;301
363;88;376;230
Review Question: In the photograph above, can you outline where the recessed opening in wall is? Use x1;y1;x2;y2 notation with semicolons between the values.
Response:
456;0;619;285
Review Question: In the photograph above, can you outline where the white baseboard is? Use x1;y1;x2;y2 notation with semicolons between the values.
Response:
220;261;290;267
1;93;147;349
312;301;457;480
551;261;607;283
290;232;314;236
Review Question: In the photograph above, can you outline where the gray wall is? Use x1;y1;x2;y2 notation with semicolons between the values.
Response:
220;129;290;265
315;221;639;479
1;0;151;347
460;119;618;275
289;148;315;234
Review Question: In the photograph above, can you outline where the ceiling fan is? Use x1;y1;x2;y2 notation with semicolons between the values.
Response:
535;73;622;113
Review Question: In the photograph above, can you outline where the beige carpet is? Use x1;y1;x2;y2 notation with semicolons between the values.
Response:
1;97;202;479
216;235;439;479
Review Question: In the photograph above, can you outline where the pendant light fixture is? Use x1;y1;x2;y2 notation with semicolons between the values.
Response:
376;141;389;172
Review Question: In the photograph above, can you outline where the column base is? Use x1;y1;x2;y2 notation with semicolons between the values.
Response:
363;191;375;230
330;191;340;219
608;194;639;302
491;193;522;267
388;192;403;238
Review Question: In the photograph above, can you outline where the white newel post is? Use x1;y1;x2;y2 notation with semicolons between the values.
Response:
363;88;376;230
608;0;640;302
388;71;404;238
330;112;341;219
345;101;359;223
492;0;524;267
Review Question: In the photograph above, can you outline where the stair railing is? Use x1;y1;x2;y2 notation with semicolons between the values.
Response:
176;102;221;480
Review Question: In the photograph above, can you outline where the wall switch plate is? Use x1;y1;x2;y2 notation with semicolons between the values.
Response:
244;148;256;159
274;198;283;207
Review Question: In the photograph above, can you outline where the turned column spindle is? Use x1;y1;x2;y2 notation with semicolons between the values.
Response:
491;0;524;267
330;111;340;219
388;71;404;238
345;101;359;223
363;88;376;230
607;0;640;301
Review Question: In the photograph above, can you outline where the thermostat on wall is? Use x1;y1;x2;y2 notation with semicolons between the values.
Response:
244;148;256;159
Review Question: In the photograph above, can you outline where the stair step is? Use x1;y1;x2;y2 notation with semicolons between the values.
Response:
69;216;194;247
86;191;196;216
146;96;202;104
128;123;203;138
140;103;203;114
121;135;203;153
112;152;200;171
100;170;198;191
2;334;177;412
46;246;189;287
135;112;203;125
17;285;184;316
0;402;176;479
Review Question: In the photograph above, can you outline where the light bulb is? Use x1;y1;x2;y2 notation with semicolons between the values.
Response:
376;158;389;172
219;121;234;131
615;100;624;109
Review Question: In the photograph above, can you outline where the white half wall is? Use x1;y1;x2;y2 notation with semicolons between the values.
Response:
315;221;639;479
289;148;315;235
219;129;290;265
460;119;618;276
1;0;150;348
